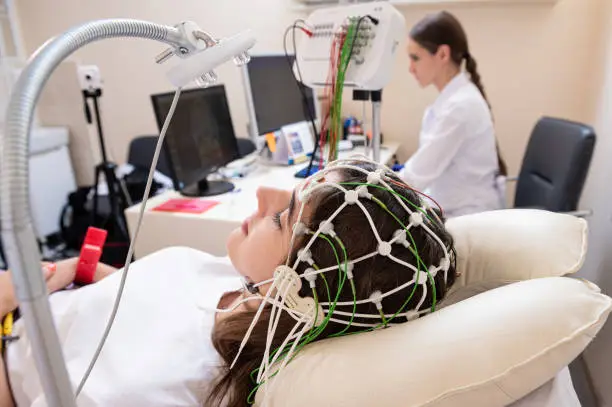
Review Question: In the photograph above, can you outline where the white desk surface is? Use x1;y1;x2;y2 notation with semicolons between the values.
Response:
125;143;399;258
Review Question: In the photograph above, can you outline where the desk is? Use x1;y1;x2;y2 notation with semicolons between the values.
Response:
125;143;399;258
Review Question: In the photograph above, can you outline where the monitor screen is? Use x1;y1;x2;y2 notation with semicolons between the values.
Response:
246;54;317;135
151;85;240;193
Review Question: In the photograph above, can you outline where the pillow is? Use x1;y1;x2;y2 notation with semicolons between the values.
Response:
443;209;587;305
257;277;611;407
257;209;602;406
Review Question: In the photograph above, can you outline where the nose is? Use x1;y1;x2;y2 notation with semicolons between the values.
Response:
409;61;416;75
256;187;273;216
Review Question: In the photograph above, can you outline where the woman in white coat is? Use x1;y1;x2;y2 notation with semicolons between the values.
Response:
400;11;507;217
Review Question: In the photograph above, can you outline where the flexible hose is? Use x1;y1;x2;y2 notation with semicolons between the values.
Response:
0;19;187;407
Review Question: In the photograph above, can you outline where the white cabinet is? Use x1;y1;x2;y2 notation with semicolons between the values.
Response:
29;127;77;239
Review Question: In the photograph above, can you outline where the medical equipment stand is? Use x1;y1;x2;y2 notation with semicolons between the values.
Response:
371;90;382;163
82;87;130;240
0;18;254;406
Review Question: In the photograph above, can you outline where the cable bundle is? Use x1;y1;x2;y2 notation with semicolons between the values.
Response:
285;17;366;171
320;18;360;164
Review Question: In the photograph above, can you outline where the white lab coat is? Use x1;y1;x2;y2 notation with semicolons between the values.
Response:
400;72;505;217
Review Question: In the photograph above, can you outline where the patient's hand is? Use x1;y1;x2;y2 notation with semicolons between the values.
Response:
45;258;78;293
0;259;118;318
45;258;118;293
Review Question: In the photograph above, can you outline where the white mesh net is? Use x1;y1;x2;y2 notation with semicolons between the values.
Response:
225;157;453;401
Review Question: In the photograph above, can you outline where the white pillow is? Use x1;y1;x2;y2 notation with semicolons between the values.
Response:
443;209;587;305
257;277;611;407
257;209;606;407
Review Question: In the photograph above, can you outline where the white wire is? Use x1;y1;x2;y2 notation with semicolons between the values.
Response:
320;276;416;306
416;280;428;311
260;316;312;407
259;312;309;385
261;276;293;383
230;276;280;370
263;316;311;406
387;253;420;275
214;292;306;321
76;87;183;396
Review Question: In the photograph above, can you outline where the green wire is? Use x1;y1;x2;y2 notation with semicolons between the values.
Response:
328;235;357;337
339;182;438;225
369;195;438;312
329;20;358;161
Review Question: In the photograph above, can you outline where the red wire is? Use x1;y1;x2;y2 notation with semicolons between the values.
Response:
387;179;445;216
321;33;339;168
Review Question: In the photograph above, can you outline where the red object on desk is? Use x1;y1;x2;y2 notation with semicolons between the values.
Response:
153;198;220;214
75;227;107;285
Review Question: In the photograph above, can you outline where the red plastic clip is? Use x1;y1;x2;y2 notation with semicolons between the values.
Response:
74;227;108;285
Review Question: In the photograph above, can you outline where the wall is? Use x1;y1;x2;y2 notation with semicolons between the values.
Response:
14;0;305;184
573;0;612;405
15;0;603;181
36;61;100;186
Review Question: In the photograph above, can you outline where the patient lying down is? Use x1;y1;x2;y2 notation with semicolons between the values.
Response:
0;161;580;406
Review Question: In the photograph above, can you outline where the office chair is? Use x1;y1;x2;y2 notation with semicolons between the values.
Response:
236;138;256;157
512;117;596;214
512;117;600;407
127;135;172;177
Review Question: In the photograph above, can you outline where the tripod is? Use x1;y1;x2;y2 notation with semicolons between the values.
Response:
82;88;130;240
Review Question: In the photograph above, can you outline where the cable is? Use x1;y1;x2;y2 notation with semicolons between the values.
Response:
75;87;183;396
283;22;321;177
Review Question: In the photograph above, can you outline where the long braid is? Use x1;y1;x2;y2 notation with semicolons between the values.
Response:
465;53;507;176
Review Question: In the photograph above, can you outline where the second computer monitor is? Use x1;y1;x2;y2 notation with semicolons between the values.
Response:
150;85;240;197
243;54;318;139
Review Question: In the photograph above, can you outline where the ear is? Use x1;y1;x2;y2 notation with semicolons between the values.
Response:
436;44;452;62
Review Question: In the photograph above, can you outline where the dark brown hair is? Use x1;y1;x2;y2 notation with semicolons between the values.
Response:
410;11;508;176
206;163;457;406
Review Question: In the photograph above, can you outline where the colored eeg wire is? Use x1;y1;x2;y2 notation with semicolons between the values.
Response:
234;158;453;405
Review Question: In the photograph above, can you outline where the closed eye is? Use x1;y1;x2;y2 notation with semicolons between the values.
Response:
272;211;282;229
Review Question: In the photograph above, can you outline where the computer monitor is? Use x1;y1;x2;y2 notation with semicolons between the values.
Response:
151;85;240;197
242;54;319;142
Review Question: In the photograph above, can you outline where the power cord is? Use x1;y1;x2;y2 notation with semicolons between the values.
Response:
75;87;183;397
283;21;321;178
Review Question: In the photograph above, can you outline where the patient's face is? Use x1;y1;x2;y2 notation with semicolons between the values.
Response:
227;186;302;293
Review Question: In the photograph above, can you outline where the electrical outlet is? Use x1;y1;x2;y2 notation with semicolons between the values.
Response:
77;65;102;91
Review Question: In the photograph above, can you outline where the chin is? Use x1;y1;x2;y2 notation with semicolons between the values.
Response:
417;79;429;88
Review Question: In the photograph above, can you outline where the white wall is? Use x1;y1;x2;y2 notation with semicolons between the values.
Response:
574;1;612;405
15;0;305;182
15;0;604;181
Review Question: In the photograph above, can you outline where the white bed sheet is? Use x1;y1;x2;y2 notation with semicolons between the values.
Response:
509;367;581;407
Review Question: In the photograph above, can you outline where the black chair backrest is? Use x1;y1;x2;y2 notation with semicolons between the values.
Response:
514;117;596;212
236;138;256;157
127;135;172;177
